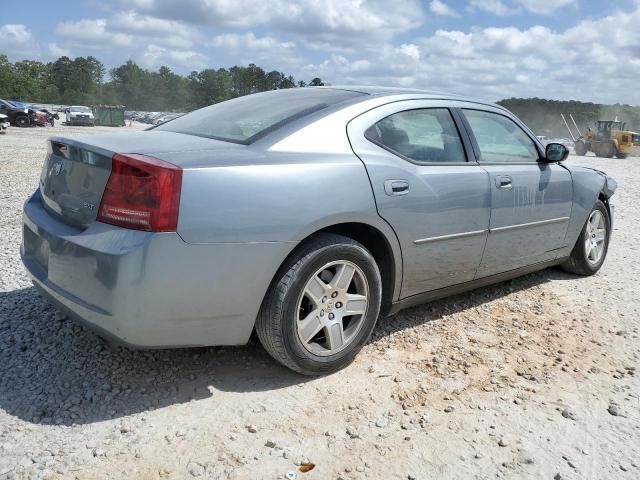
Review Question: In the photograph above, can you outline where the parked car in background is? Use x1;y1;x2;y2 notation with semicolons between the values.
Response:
21;87;617;376
40;109;59;127
146;112;165;124
65;106;95;126
0;113;9;133
0;99;30;127
153;113;182;125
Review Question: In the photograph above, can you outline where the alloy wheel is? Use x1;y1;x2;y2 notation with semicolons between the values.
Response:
584;210;606;265
296;260;369;357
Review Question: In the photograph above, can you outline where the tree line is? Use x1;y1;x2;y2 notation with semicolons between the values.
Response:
0;54;324;112
498;98;640;137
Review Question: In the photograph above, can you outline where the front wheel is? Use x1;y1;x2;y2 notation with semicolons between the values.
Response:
574;140;587;156
256;233;382;375
597;141;615;158
561;200;610;276
14;115;30;127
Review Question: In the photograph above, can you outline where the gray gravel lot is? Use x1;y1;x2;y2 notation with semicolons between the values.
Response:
0;124;638;479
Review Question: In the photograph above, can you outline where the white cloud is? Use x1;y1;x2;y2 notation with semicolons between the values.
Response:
123;0;424;46
516;0;576;15
430;0;460;17
48;43;71;58
1;24;32;44
301;7;640;104
468;0;518;16
141;44;208;69
56;19;133;48
0;24;39;56
469;0;576;16
209;32;294;51
398;43;420;61
110;11;199;48
301;43;422;86
56;14;198;50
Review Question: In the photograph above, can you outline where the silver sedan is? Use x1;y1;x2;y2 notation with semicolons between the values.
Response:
21;87;617;375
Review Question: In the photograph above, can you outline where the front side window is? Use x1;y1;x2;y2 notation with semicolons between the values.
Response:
462;109;539;162
365;108;466;163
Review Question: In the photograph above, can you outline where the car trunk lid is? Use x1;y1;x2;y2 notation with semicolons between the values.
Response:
39;131;249;229
39;140;112;229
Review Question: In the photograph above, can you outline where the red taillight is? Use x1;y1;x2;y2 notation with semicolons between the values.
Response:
97;153;182;232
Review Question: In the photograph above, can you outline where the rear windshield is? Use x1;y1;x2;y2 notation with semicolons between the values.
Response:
155;88;366;144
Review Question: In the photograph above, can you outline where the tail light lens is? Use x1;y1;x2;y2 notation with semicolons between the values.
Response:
97;153;182;232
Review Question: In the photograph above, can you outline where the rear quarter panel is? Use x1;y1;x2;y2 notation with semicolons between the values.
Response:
174;151;383;244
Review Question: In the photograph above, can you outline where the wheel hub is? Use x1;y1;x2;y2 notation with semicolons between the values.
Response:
295;260;369;357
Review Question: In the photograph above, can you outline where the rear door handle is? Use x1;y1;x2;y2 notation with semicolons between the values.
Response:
384;180;410;196
495;175;512;189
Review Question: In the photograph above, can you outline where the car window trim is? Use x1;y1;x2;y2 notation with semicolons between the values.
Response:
363;107;474;166
457;107;543;164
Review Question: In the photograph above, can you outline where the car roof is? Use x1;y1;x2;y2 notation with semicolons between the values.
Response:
315;85;492;105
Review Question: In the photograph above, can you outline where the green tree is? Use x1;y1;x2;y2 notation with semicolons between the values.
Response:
187;68;233;109
109;60;147;109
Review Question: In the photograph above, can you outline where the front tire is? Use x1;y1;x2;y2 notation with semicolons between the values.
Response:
561;200;610;276
256;233;382;375
14;115;30;128
596;141;615;158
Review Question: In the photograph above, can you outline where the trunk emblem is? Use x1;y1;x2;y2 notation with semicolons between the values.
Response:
52;161;64;176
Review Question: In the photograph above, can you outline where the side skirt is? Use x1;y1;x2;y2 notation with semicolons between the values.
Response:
387;259;566;316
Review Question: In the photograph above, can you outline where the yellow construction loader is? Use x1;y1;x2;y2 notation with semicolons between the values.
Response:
562;114;640;158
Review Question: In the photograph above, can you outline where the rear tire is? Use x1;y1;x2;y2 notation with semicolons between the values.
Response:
574;140;587;156
561;200;610;276
256;233;382;375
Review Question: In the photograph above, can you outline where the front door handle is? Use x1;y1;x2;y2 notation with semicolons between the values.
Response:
495;175;512;189
384;179;410;196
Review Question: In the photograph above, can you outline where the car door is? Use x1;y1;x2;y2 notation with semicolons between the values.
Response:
459;107;573;278
348;100;491;298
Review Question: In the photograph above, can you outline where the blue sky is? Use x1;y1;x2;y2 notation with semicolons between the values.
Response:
3;0;640;103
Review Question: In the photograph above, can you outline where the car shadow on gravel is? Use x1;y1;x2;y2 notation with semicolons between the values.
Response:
0;268;572;426
370;267;572;343
0;287;307;426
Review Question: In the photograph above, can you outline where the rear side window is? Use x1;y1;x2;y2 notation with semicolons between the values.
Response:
155;88;365;144
365;108;466;163
463;109;539;162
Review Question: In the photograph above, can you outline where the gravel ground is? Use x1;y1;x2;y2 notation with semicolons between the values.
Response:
0;124;638;480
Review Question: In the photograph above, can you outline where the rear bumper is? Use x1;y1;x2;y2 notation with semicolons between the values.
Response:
21;191;294;348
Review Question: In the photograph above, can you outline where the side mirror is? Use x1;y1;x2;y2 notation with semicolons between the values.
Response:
544;142;569;163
